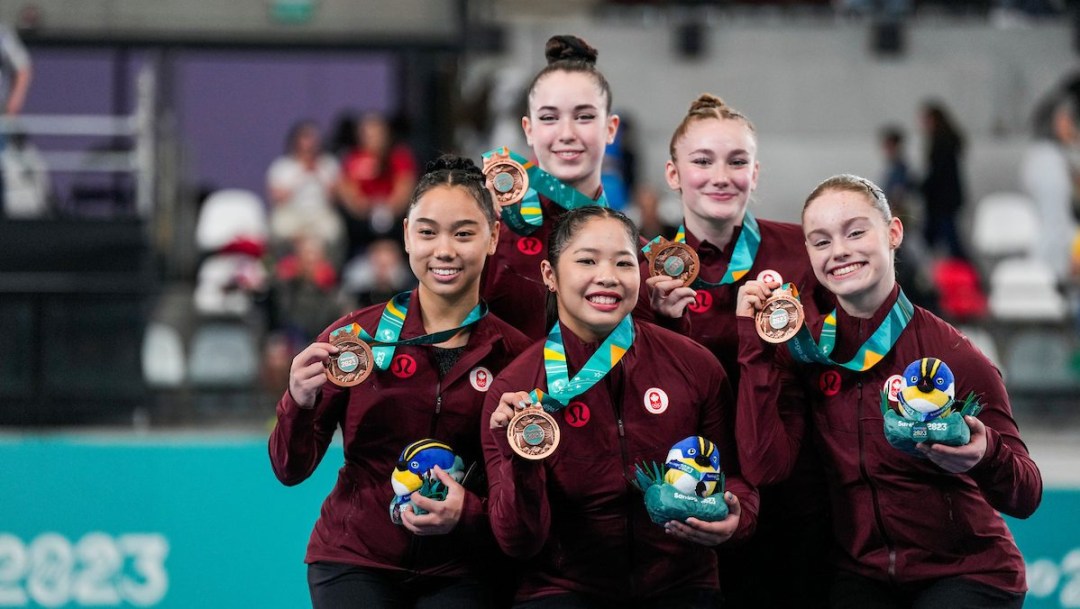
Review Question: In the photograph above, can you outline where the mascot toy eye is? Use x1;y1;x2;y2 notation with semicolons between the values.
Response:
897;357;956;422
663;436;722;498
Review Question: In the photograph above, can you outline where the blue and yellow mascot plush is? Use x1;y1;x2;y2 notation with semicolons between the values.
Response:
632;436;729;525
882;357;983;456
389;439;465;525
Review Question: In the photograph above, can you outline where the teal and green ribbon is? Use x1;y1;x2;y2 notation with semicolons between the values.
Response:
481;147;608;236
528;314;635;412
639;211;761;289
328;292;487;371
786;289;914;372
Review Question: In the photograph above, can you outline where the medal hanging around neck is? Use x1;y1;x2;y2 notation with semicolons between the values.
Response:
640;211;761;289
786;289;915;373
325;292;487;387
481;147;608;236
754;273;805;344
507;315;635;460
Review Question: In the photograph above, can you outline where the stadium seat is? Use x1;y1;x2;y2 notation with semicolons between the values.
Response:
1003;329;1079;392
971;192;1038;260
141;322;186;388
193;253;268;316
187;322;259;388
194;189;269;253
987;257;1068;322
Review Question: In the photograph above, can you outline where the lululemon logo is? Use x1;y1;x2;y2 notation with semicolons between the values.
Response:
391;354;417;379
819;370;841;397
563;401;591;428
517;237;542;256
688;290;713;314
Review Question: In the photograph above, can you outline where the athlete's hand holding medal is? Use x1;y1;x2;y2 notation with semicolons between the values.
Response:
489;390;560;461
289;342;342;409
735;270;805;343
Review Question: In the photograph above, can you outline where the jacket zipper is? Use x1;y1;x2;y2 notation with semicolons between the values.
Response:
406;380;444;574
611;381;636;590
857;377;898;579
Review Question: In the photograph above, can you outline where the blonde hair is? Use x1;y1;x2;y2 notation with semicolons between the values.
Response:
802;174;892;222
669;94;756;159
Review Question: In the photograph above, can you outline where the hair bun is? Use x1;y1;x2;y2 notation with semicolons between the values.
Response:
689;94;726;114
545;35;598;66
425;154;482;178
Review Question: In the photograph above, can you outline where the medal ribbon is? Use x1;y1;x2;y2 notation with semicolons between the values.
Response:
529;314;635;413
482;147;609;236
640;211;761;288
786;289;914;372
328;292;487;370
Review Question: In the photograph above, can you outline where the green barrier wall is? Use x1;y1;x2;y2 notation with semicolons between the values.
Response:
0;435;1077;607
0;435;336;608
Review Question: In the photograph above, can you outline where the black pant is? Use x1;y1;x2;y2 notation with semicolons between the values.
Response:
307;561;491;609
830;570;1024;609
513;589;722;609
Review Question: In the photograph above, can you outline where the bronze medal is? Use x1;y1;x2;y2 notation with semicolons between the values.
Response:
756;287;805;344
325;334;374;387
645;239;700;287
507;406;560;460
482;150;530;207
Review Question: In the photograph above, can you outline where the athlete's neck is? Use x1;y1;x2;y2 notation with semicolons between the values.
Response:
417;285;479;347
683;210;744;252
564;175;603;202
837;280;896;320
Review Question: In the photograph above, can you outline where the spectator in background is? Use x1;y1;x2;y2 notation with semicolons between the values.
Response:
880;125;936;311
1022;76;1080;284
0;23;32;214
880;126;914;219
1;130;50;218
337;111;418;256
272;234;346;348
341;237;415;309
266;120;344;262
919;100;969;260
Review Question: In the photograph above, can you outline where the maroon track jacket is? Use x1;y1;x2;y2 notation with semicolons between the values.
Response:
737;284;1041;593
483;318;759;603
270;289;531;577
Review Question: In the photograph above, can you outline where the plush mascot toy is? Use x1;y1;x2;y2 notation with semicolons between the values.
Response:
633;436;729;525
882;357;983;456
389;439;465;525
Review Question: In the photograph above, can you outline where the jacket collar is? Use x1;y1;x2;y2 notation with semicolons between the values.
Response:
398;288;506;385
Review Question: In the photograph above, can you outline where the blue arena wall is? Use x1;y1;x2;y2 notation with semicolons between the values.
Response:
0;435;1076;608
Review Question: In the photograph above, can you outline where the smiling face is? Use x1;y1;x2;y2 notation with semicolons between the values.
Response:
522;70;619;197
666;117;759;232
403;184;498;305
802;187;904;318
541;215;639;343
